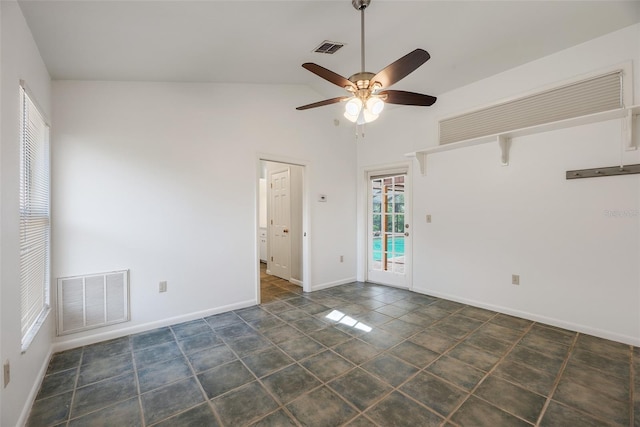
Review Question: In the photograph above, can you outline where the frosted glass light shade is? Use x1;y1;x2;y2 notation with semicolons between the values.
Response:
345;98;362;116
366;97;384;115
344;96;382;124
363;109;379;123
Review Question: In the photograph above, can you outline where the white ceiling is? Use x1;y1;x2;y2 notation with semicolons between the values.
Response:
18;1;640;98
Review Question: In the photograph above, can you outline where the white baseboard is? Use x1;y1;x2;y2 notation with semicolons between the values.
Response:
311;277;357;292
18;347;53;427
51;299;257;353
413;286;640;347
289;278;303;287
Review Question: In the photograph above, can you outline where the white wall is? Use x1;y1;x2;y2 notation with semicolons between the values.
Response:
51;81;357;348
357;24;640;345
1;2;53;426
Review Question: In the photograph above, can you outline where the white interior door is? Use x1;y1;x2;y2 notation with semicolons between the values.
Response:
268;168;291;280
367;172;411;288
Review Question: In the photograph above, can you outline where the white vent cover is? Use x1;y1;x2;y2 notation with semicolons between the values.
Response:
57;270;130;336
439;70;623;145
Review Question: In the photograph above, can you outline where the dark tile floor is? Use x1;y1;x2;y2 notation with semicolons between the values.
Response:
27;266;639;426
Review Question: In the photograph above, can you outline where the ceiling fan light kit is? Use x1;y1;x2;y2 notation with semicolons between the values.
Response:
297;0;437;132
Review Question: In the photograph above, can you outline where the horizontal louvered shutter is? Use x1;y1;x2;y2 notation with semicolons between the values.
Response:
439;71;623;145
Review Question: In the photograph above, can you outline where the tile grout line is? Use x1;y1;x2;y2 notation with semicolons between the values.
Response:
355;305;482;424
40;275;638;427
220;312;305;427
442;320;535;426
302;291;501;424
258;289;442;426
255;306;381;426
128;338;146;427
166;324;226;427
533;330;579;427
62;341;138;426
316;302;493;425
64;346;85;426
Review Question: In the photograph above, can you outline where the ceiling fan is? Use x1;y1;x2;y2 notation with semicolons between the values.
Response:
296;0;437;126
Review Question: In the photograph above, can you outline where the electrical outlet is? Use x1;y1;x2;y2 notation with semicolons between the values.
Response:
512;274;520;285
340;255;344;263
3;360;10;388
159;281;168;293
426;214;432;223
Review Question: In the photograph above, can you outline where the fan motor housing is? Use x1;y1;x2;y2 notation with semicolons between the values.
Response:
348;72;376;90
352;0;371;10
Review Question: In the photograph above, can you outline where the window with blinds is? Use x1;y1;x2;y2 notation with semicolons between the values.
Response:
19;84;51;348
439;70;624;145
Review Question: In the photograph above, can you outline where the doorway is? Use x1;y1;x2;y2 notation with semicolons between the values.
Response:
258;159;306;303
366;168;412;289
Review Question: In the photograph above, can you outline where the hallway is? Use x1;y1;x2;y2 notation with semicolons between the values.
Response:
260;262;302;303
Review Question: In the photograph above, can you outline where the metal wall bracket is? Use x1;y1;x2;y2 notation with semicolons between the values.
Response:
566;163;640;180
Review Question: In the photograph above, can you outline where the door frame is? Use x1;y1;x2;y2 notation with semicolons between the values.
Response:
256;154;311;303
358;161;413;290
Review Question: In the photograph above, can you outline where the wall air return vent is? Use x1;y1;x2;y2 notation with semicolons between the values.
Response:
439;70;624;146
313;40;345;54
57;270;130;336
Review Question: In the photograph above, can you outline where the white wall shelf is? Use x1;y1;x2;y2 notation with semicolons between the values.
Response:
407;105;640;175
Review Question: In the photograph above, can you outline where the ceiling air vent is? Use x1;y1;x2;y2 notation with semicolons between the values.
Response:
313;41;345;54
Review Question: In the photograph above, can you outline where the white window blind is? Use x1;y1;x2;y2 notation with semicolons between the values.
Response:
439;70;623;145
19;84;51;345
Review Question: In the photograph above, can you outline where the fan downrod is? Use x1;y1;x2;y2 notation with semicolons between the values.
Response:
352;0;370;11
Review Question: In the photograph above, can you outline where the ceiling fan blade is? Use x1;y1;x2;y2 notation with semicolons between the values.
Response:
302;63;357;90
296;96;349;111
371;49;431;89
380;90;437;106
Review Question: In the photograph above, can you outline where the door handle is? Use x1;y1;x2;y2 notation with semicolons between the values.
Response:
404;232;409;237
283;229;289;233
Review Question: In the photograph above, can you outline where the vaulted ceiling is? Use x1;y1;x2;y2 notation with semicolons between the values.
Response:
18;1;640;97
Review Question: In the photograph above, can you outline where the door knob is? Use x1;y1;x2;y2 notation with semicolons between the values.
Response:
283;229;289;233
404;232;409;237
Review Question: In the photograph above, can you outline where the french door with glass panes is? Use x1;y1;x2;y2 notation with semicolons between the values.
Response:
367;172;411;288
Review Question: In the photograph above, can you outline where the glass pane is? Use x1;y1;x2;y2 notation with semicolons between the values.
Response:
396;235;405;257
394;216;404;233
372;202;381;213
394;194;404;213
372;214;381;234
386;194;394;213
